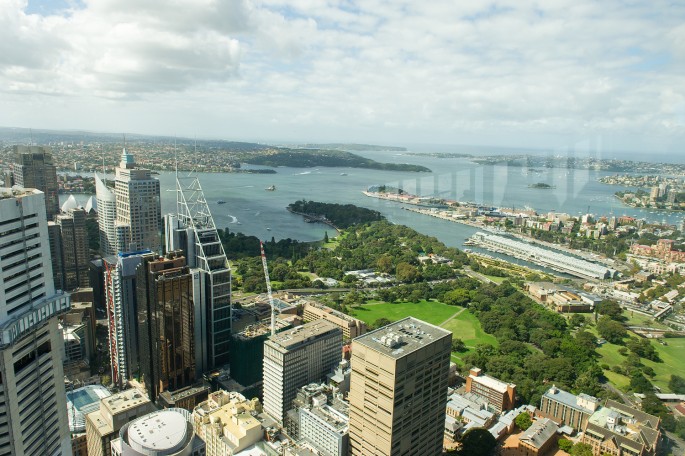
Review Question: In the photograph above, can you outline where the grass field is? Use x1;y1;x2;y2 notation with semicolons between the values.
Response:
591;328;685;392
350;300;459;327
621;311;671;330
350;300;498;368
442;310;500;366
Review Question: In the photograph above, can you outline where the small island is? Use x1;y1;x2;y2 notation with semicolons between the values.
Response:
528;182;556;189
287;200;384;230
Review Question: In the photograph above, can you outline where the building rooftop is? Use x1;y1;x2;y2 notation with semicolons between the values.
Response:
542;386;597;413
469;369;514;394
520;418;558;449
66;385;111;432
127;410;188;453
103;388;149;416
0;186;41;200
267;319;340;351
585;400;661;452
353;317;451;359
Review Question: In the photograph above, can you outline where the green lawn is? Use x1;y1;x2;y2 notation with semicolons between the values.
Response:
442;309;499;367
592;329;685;392
350;301;501;368
350;300;459;327
621;311;671;330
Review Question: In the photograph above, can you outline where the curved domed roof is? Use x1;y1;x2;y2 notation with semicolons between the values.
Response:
85;196;97;214
94;172;115;202
61;194;78;213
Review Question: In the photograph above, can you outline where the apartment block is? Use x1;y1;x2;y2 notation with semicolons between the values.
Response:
465;367;516;413
349;317;451;456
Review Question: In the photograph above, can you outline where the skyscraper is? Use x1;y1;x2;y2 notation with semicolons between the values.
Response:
11;145;60;220
95;173;117;256
137;252;196;401
163;173;232;371
103;251;154;386
95;147;161;256
114;148;161;253
348;317;451;456
54;207;90;290
263;319;342;423
0;187;72;455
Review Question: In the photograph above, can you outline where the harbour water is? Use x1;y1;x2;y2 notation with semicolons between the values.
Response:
62;150;685;251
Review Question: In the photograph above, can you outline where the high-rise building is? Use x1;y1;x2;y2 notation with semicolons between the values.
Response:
137;252;197;401
95;148;161;256
114;148;161;253
85;388;155;456
163;173;232;370
263;319;342;423
11;145;60;220
104;251;154;386
303;301;367;341
95;173;118;256
0;187;72;455
348;317;451;456
54;207;90;290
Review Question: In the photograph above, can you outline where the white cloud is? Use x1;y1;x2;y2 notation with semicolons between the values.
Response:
0;0;683;151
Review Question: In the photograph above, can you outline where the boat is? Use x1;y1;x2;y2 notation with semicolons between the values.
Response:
340;173;348;176
265;185;276;191
266;227;271;231
217;200;226;204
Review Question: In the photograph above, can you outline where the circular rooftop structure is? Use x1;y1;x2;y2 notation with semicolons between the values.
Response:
127;409;190;455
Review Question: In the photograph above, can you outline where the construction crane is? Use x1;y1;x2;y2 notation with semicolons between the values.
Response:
260;241;277;336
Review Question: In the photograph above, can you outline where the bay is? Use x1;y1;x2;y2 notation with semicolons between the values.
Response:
61;149;685;251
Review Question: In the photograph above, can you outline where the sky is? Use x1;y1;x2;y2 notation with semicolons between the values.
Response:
1;0;684;154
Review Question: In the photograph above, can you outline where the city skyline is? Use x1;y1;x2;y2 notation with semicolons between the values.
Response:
1;0;683;153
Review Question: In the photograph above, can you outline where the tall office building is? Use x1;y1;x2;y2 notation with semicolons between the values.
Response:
104;251;154;386
348;317;451;456
163;173;232;371
95;148;161;256
114;148;161;253
0;187;72;455
263;319;342;423
11;145;60;220
95;173;117;256
53;207;90;290
137;252;197;401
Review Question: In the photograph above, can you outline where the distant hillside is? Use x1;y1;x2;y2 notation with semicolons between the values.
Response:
298;143;407;152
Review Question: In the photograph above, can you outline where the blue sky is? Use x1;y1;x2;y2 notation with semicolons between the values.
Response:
1;0;684;154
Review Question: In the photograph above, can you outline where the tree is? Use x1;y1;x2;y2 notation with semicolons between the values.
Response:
569;313;586;328
569;443;593;456
396;262;420;283
372;318;392;329
629;372;653;393
558;439;573;452
444;288;471;307
596;299;623;320
451;338;467;353
597;315;627;344
323;231;329;243
669;375;685;394
456;428;496;456
377;254;393;273
515;412;533;430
